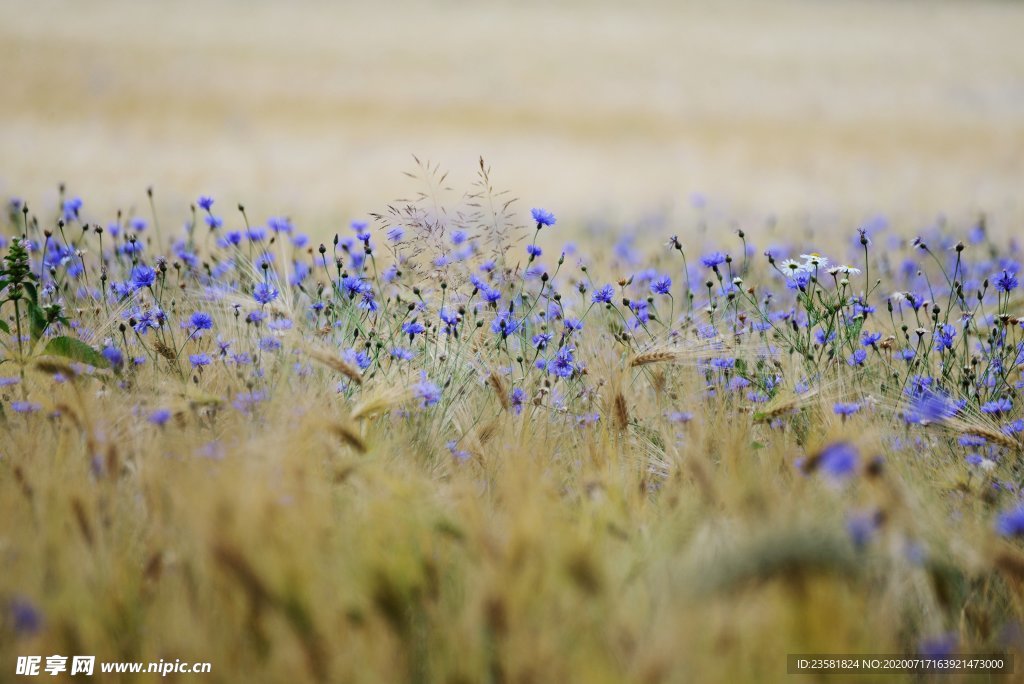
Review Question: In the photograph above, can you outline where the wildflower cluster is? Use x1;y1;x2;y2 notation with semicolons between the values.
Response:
3;178;1024;545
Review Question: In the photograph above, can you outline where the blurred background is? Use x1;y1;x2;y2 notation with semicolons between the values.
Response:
1;0;1022;228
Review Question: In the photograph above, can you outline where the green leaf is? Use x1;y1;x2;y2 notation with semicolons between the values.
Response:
43;336;110;369
23;281;39;306
0;319;8;334
28;302;47;342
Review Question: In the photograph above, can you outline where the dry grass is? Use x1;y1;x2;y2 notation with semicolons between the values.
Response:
3;1;1024;682
2;330;1018;682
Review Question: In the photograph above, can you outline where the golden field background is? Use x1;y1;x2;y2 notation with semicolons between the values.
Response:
4;3;1024;682
1;0;1023;225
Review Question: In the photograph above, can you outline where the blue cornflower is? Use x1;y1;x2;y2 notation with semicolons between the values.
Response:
245;226;274;245
174;243;198;268
527;244;542;258
190;311;214;330
510;387;526;415
233;391;268;414
413;373;442;407
710;357;735;370
904;292;925;311
786;272;811;291
490;311;521;337
439;309;459;333
564;318;584;333
918;634;957;659
729;377;750;391
343;348;372;370
904;388;958;424
402;321;426;340
982;397;1012;415
197;196;214;211
190;353;212;368
592;283;615;304
815;329;836;345
815;442;859;480
133;310;161;335
254;252;274;270
131;264;156;289
547;346;576;378
861;332;882;347
259;336;282;352
149;408;172;426
852;301;875;317
9;597;42;636
996;504;1024;537
390;347;415;361
119;241;144;256
102;346;124;370
253;282;279;305
650;275;672;295
934;324;957;351
11;401;41;414
482;287;502;304
833;402;861;417
531;208;556;227
629;299;650;324
447;440;471;461
268;216;293;234
359;292;379;312
700;252;727;269
847;349;867;366
994;269;1019;293
204;214;223;230
340;275;369;299
62;197;83;221
219;230;243;247
1003;419;1024;435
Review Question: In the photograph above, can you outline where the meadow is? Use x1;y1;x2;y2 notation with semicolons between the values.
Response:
4;0;1024;682
1;159;1023;682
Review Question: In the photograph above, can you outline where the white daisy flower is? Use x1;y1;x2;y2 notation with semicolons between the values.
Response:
800;253;829;269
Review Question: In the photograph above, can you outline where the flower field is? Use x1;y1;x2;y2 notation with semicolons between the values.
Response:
2;156;1024;681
